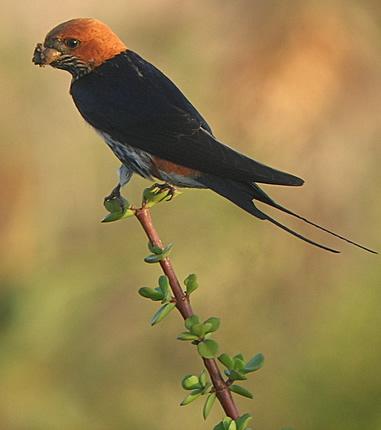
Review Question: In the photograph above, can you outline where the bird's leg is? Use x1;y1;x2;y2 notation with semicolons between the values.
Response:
153;182;177;201
104;183;125;210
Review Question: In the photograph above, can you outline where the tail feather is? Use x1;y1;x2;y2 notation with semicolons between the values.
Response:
270;201;377;254
261;211;340;253
197;175;377;254
249;182;377;253
219;192;341;253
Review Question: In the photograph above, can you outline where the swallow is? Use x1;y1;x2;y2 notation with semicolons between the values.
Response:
33;18;377;254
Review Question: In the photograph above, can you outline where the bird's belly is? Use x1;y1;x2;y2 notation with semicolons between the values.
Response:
96;130;153;179
96;129;206;189
157;170;206;188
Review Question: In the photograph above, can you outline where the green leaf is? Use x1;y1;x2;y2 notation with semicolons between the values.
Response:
161;243;173;258
229;385;253;399
158;275;169;291
144;254;165;264
101;208;135;222
201;381;212;395
234;353;245;362
162;291;172;304
147;241;163;254
150;246;163;254
104;196;130;213
190;323;213;338
203;317;221;333
218;353;234;370
186;281;199;295
138;287;163;301
235;413;253;430
243;353;265;374
151;302;176;325
199;370;207;387
177;332;199;341
233;358;245;372
184;273;197;286
158;276;172;303
185;315;201;330
197;339;219;358
102;197;135;222
214;419;237;430
203;392;217;420
144;244;173;263
184;274;199;295
225;369;247;381
223;418;236;430
180;389;202;406
181;375;202;390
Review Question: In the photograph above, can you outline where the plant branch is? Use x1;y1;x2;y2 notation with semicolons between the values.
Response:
135;206;193;319
134;205;240;420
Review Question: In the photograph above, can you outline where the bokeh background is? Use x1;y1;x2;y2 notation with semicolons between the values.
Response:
1;1;380;429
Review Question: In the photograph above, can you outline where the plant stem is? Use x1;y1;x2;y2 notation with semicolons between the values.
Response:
134;206;240;420
135;206;193;319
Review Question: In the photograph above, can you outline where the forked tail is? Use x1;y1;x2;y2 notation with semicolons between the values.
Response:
270;201;377;254
198;175;377;254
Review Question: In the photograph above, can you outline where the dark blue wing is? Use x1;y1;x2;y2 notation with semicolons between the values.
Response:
71;50;303;186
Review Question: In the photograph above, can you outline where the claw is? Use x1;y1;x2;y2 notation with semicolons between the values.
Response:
104;184;125;210
153;182;177;201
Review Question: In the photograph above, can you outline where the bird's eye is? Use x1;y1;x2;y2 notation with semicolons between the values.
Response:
64;38;81;49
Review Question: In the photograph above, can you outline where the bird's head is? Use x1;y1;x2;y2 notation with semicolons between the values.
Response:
32;18;127;79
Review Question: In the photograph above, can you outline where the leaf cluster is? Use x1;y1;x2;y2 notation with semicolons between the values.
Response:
213;414;253;430
102;196;135;222
178;315;220;359
181;370;216;419
144;241;173;263
138;276;176;325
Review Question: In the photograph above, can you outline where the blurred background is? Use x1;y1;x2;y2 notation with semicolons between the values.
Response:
1;0;380;429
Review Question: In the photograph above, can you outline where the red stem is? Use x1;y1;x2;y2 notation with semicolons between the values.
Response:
134;206;239;420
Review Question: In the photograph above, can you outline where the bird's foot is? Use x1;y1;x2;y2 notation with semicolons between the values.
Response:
104;184;125;211
102;185;135;223
142;183;180;208
152;183;177;201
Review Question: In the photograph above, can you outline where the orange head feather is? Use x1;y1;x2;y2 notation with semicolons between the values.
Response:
33;18;127;76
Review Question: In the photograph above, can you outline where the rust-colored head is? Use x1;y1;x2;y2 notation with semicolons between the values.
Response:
32;18;127;78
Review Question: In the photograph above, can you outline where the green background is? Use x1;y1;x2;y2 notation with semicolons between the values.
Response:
1;0;380;429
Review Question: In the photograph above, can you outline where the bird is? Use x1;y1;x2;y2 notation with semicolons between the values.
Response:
32;18;376;254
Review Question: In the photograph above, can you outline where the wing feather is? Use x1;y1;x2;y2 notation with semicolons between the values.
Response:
71;50;303;186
